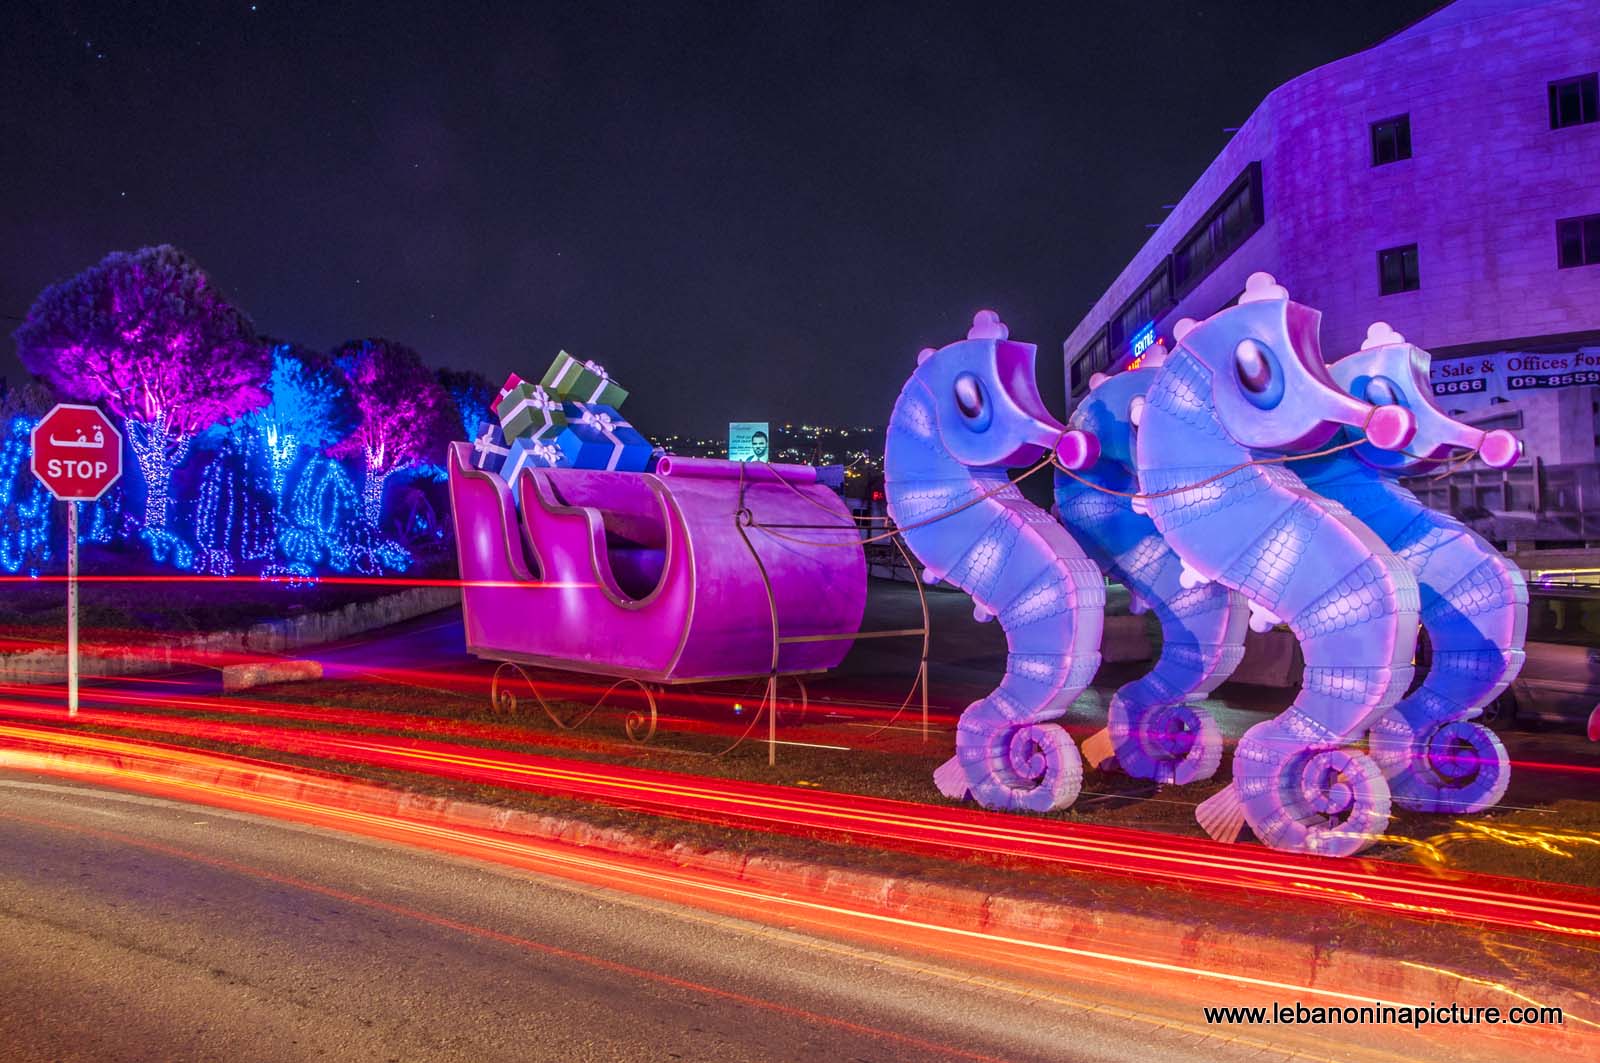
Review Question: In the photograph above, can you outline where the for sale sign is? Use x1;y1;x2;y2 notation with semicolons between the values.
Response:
31;403;123;501
1430;349;1600;410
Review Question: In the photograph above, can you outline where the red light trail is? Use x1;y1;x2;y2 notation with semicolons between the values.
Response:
2;706;1599;943
3;729;1594;1063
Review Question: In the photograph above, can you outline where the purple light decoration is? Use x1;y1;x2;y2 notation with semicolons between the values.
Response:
12;246;270;530
330;339;453;527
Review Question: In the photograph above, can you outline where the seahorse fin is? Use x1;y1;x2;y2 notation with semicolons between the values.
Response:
933;756;972;801
1196;783;1248;844
1247;600;1282;633
1178;559;1210;589
1080;728;1119;773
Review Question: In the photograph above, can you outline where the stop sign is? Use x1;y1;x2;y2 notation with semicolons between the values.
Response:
31;404;123;502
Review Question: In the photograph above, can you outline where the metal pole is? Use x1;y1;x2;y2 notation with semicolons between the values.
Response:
767;673;777;767
67;501;78;718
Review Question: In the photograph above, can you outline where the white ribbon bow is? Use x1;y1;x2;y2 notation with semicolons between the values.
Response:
580;409;616;432
578;408;625;470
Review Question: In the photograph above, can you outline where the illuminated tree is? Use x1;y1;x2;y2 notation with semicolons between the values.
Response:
330;338;452;526
247;342;357;503
0;377;53;422
12;246;270;529
437;367;495;440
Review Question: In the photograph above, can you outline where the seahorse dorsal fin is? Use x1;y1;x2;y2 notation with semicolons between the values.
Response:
1239;271;1289;304
967;310;1009;340
917;347;937;365
1362;322;1405;349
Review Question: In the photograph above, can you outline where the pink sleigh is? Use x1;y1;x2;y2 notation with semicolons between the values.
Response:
446;442;867;688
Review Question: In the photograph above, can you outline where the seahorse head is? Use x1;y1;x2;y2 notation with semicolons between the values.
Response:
1070;353;1165;469
1329;324;1522;472
911;310;1098;470
1170;272;1416;453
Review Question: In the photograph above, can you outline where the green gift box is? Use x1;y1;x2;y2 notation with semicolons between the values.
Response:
496;381;567;442
540;350;629;408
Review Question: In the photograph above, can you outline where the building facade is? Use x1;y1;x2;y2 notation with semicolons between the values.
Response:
1063;0;1600;546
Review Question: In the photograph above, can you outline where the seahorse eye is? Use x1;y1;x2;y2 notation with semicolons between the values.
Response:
1233;338;1284;410
1364;375;1402;407
953;373;986;420
1235;339;1272;393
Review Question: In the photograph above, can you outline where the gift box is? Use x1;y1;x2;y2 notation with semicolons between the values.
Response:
471;421;510;473
555;403;652;472
496;381;567;442
494;372;525;406
540;350;629;408
502;436;565;502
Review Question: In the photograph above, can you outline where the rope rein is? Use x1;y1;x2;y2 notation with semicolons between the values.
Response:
744;403;1487;549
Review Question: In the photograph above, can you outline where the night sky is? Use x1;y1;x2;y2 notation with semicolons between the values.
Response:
2;1;1442;434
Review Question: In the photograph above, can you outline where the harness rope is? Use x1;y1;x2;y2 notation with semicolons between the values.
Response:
743;407;1488;548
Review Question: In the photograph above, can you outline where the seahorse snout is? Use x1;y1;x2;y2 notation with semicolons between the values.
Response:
1364;403;1416;451
1478;429;1521;469
1054;429;1100;471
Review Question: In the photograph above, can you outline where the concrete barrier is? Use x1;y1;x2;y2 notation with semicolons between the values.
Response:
0;585;460;687
221;659;324;692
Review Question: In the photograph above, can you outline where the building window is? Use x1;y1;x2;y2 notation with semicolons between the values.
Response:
1371;114;1412;165
1109;261;1174;351
1070;328;1110;397
1378;244;1420;294
1172;161;1264;295
1557;214;1600;267
1549;74;1598;129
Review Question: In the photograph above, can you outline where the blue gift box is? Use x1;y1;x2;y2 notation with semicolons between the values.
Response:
502;435;565;502
471;421;510;473
555;403;652;472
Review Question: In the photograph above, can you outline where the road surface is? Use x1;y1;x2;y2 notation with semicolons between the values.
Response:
0;769;1326;1063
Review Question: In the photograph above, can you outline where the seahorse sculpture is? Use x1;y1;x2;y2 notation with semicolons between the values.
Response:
1053;347;1247;784
1296;323;1526;814
885;310;1105;812
1137;272;1421;857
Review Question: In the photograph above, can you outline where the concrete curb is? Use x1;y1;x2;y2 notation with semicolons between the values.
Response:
11;739;1595;1048
0;586;460;686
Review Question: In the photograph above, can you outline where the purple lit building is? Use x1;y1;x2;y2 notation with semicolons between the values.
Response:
1065;0;1600;547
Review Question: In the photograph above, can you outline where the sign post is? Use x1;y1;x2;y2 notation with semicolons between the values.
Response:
31;404;123;717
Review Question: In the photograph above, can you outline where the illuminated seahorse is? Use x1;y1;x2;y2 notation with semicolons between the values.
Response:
1296;324;1526;814
1137;273;1420;857
885;310;1104;812
1054;348;1246;784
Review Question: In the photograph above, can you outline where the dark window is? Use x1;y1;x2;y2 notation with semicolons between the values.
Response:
1371;114;1412;164
1070;328;1110;396
1549;74;1599;129
1109;261;1174;352
1378;244;1420;294
1172;162;1264;294
1557;214;1600;267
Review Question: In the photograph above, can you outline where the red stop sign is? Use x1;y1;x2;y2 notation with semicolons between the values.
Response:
31;404;124;502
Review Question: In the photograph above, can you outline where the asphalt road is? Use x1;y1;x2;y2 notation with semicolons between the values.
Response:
0;771;1307;1063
